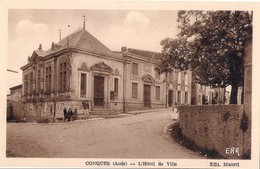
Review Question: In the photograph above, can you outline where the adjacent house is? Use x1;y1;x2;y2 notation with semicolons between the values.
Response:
191;83;231;105
7;84;23;121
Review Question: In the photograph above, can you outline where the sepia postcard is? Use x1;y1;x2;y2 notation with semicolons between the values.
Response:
0;0;259;168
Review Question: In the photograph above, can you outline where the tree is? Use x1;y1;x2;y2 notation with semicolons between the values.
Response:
155;38;192;107
159;11;252;104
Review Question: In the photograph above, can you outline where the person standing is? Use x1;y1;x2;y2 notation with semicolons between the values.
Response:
82;100;90;117
68;108;73;122
63;107;68;122
73;108;78;121
171;102;179;121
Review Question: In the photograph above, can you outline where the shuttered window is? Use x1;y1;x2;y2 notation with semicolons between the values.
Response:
80;73;87;97
156;86;160;100
132;83;138;99
132;63;138;76
114;78;119;99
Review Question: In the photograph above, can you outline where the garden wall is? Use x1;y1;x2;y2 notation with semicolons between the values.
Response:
178;105;250;159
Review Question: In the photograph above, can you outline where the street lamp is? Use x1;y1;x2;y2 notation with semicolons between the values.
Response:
7;69;18;73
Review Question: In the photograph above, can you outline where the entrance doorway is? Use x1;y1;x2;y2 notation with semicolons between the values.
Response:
94;76;104;106
168;90;173;107
143;84;151;108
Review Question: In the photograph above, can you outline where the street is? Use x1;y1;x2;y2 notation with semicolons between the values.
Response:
6;110;204;158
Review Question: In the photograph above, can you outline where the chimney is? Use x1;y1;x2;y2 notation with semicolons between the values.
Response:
83;15;86;30
121;46;128;53
51;42;54;50
38;44;42;50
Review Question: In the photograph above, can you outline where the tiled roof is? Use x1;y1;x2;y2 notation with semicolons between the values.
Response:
9;84;22;90
57;29;116;57
33;29;118;58
127;48;162;61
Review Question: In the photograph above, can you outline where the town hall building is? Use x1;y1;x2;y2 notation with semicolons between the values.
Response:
20;23;192;122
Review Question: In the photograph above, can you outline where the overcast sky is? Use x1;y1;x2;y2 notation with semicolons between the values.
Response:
7;9;179;92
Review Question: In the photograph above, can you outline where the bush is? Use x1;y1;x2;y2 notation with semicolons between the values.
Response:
169;122;223;159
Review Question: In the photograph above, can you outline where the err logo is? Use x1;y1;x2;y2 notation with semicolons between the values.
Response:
226;147;240;156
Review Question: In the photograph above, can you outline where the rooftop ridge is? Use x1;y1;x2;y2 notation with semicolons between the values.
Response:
63;27;83;40
72;29;85;46
128;48;162;55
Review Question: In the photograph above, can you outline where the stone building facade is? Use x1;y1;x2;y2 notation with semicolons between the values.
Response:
20;26;192;122
7;84;23;121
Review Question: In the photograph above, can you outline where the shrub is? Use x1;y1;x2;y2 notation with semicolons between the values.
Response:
169;122;223;159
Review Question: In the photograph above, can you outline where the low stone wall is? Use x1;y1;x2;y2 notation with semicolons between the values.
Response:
9;101;22;121
125;102;165;111
178;105;250;159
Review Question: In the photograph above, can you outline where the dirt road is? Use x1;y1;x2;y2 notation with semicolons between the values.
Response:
6;110;204;158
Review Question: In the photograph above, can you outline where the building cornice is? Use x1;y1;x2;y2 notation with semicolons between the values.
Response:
21;63;33;70
41;47;125;63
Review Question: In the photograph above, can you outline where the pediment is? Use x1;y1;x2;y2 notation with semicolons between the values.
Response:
113;68;120;76
28;51;43;63
28;52;36;62
90;62;113;73
78;62;90;72
142;74;155;84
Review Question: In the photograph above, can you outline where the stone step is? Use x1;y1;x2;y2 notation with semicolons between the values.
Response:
76;109;119;120
90;111;119;115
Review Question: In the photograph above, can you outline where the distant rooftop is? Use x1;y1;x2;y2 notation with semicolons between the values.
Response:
9;84;22;90
122;47;162;61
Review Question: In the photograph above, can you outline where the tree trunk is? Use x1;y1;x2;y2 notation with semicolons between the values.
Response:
228;52;242;105
230;84;238;104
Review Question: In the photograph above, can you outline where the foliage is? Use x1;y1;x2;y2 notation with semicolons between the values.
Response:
169;122;224;159
158;11;252;104
240;111;249;132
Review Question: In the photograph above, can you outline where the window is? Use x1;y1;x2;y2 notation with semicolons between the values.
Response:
155;71;160;80
177;91;181;103
29;72;33;93
132;83;138;99
185;73;188;85
63;63;67;91
178;72;181;84
37;69;41;92
156;86;160;100
59;64;63;91
114;78;119;99
24;75;28;95
80;73;87;97
185;92;188;104
59;62;67;92
45;66;52;92
132;63;138;76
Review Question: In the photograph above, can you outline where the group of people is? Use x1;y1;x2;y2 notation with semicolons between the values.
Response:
63;107;78;122
63;100;90;122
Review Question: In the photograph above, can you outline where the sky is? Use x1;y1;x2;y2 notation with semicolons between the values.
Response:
7;9;179;92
